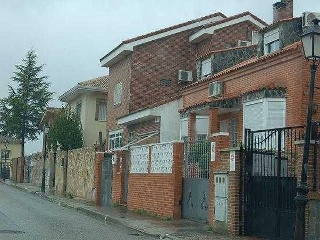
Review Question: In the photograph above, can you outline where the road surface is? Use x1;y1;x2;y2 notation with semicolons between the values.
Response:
0;183;156;240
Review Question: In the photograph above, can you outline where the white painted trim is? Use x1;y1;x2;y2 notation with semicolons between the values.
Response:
101;15;225;67
117;108;154;125
189;15;267;43
212;132;230;137
109;129;123;135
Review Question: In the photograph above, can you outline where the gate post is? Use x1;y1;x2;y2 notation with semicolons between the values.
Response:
112;150;128;205
94;152;104;206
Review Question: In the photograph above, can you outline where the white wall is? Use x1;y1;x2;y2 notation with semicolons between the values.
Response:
153;99;182;142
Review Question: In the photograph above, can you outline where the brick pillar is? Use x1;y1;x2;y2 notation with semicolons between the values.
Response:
172;142;184;219
227;150;242;236
208;108;219;135
112;150;128;204
188;113;196;141
209;134;231;225
94;152;104;206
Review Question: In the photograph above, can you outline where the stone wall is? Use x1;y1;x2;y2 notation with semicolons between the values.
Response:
30;152;43;187
29;146;96;202
66;146;96;201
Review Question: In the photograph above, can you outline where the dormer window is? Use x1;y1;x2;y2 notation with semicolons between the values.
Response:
264;28;280;54
266;40;280;54
200;58;212;79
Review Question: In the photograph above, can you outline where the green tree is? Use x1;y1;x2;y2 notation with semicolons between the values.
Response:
47;107;83;151
0;50;53;158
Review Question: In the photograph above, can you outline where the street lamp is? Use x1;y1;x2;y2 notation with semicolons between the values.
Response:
294;19;320;240
41;126;49;193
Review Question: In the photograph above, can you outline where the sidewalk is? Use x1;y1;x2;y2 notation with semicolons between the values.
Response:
4;181;258;240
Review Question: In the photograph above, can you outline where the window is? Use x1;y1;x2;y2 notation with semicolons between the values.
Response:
128;131;135;142
108;129;123;150
95;98;107;121
114;82;123;105
266;40;280;54
76;100;82;119
243;98;286;131
264;28;280;55
201;58;212;79
1;150;10;160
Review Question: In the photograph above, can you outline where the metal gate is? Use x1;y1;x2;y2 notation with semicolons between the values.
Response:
101;155;113;206
123;153;129;204
243;126;305;240
182;141;210;222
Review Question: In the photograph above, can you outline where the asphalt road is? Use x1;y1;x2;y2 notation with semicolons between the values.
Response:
0;183;156;240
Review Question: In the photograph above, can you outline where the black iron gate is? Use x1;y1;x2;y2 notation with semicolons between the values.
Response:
182;140;210;222
243;126;305;240
101;154;113;206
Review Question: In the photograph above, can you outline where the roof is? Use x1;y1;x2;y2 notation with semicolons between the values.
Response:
122;12;226;44
78;75;108;90
59;75;108;103
260;17;300;32
184;41;302;90
100;12;227;67
0;135;20;145
189;11;268;43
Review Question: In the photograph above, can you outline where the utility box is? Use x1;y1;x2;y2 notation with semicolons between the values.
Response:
214;173;228;222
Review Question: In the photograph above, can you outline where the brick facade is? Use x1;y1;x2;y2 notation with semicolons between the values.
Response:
127;143;183;219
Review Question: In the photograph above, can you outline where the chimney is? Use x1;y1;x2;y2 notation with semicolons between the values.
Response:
273;0;293;23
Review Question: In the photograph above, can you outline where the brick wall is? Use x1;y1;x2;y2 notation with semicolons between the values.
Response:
127;142;183;219
111;150;128;205
106;56;131;147
130;30;196;113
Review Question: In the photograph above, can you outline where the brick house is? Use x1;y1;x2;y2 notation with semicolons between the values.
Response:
179;1;320;239
100;12;266;150
95;0;320;239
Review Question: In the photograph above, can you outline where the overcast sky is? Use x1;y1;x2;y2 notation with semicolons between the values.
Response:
1;0;319;155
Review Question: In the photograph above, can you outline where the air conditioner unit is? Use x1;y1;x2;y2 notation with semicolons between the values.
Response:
178;70;193;82
208;82;223;98
237;40;251;47
302;12;320;28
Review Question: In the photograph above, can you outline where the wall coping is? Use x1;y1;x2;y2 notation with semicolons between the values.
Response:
213;170;228;174
220;147;241;152
212;132;229;137
294;140;317;145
